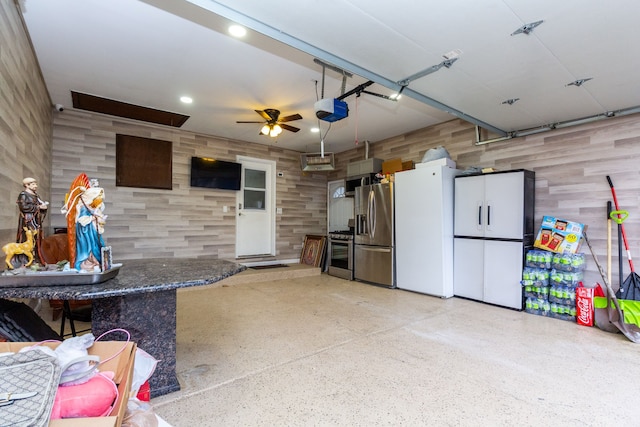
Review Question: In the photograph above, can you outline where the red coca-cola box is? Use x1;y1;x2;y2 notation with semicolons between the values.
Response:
576;286;595;326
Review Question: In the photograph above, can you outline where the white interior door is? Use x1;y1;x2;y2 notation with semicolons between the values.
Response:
327;179;353;232
236;156;275;257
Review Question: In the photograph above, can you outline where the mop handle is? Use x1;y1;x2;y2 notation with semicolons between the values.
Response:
607;201;612;287
610;210;628;225
607;175;635;272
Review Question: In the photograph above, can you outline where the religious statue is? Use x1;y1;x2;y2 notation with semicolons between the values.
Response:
61;174;108;272
15;177;48;266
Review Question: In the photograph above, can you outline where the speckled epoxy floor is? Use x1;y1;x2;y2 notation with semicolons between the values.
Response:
151;273;640;426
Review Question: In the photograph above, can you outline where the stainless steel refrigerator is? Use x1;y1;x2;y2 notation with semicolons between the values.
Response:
354;182;395;287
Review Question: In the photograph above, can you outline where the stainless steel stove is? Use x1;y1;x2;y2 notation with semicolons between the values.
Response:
328;230;354;240
328;230;354;280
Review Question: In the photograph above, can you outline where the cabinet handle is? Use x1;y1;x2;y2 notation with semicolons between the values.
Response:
487;204;491;226
478;205;482;226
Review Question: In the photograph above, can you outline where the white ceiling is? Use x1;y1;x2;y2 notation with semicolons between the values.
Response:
20;0;640;153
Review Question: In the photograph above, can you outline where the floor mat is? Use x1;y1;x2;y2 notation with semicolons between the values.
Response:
250;264;289;270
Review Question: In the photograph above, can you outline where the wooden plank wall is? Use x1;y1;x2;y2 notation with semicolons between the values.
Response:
49;110;327;262
330;116;640;283
3;0;640;285
0;1;52;246
48;108;640;281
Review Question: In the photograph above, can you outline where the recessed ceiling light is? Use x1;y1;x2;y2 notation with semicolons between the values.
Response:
311;127;320;133
180;96;193;104
228;25;247;38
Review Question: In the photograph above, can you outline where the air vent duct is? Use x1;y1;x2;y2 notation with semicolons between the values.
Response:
300;152;335;171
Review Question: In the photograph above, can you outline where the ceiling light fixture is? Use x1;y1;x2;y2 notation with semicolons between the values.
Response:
228;25;247;38
180;96;193;104
511;20;544;36
261;123;282;137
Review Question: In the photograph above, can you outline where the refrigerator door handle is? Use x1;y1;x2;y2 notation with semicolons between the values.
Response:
487;203;491;229
358;246;391;254
477;202;483;230
368;189;376;239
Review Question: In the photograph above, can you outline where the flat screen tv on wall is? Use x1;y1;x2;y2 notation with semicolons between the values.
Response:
190;157;242;190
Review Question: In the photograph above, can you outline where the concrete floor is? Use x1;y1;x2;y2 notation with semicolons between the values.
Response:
146;270;639;426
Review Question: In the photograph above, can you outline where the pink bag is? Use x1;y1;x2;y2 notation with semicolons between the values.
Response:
50;371;118;419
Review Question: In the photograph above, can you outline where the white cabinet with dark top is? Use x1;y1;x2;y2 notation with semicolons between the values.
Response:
453;170;535;309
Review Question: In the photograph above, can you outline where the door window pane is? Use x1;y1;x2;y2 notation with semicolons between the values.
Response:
332;186;346;198
244;189;265;210
245;169;265;189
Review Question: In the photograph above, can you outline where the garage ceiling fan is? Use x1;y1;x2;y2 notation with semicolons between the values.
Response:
236;108;302;137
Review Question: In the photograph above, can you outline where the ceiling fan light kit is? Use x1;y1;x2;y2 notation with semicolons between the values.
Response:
261;124;282;137
237;108;302;138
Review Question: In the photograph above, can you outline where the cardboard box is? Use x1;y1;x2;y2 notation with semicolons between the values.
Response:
0;341;136;427
382;158;403;175
401;161;414;171
534;216;586;254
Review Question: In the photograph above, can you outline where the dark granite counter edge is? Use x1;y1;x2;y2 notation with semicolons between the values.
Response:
82;265;247;298
0;260;246;300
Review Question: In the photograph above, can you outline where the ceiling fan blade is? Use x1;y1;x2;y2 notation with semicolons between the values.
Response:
255;110;272;121
280;123;300;133
236;120;264;123
279;113;302;122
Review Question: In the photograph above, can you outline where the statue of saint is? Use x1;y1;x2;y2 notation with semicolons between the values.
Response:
15;177;48;264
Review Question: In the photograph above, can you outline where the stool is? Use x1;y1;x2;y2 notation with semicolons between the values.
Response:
60;300;92;337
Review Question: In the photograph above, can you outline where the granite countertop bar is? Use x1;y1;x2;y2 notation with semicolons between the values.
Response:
0;258;246;300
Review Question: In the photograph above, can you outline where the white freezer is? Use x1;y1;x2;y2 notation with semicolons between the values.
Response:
394;164;458;297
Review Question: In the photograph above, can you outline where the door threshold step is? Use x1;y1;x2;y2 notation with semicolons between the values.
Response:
217;263;320;286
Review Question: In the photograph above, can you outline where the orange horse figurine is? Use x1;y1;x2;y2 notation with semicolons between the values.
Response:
3;227;38;269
